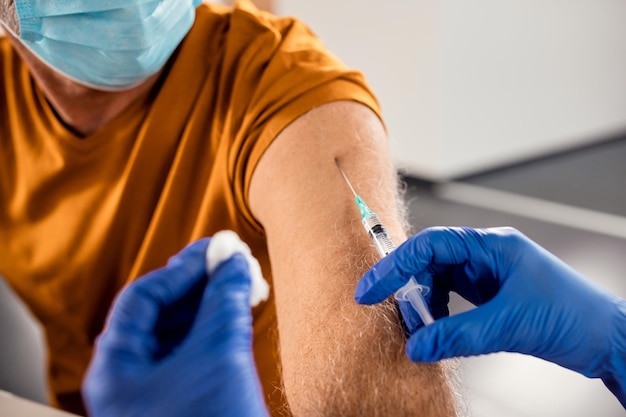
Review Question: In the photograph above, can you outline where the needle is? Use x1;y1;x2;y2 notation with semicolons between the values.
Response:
335;158;358;198
333;158;435;325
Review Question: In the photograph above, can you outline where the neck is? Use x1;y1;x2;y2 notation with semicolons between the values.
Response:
38;72;160;137
0;0;18;34
6;31;160;137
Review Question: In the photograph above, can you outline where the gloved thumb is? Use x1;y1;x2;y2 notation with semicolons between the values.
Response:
188;231;270;339
406;300;509;362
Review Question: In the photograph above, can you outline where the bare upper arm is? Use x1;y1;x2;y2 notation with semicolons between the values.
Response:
249;101;456;416
250;100;403;252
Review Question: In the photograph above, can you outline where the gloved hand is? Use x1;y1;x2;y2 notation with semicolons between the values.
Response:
83;238;270;417
355;226;626;407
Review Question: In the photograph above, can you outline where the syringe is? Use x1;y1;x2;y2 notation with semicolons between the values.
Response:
335;159;435;326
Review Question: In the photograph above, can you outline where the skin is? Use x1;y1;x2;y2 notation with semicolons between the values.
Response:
2;1;458;414
0;0;270;136
250;101;457;416
3;30;161;136
0;0;17;35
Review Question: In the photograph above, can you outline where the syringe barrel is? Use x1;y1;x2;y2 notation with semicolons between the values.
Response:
361;212;436;326
361;212;396;257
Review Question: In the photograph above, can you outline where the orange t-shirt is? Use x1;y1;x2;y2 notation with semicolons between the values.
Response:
0;1;380;415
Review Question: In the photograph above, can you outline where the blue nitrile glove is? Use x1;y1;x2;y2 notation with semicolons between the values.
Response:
83;238;270;417
355;226;626;407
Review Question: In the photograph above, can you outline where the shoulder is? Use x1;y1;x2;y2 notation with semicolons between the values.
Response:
192;1;346;76
185;2;380;146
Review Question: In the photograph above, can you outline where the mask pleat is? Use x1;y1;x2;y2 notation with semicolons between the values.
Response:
14;0;199;90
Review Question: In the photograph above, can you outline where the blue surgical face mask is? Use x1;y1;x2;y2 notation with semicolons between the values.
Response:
9;0;203;90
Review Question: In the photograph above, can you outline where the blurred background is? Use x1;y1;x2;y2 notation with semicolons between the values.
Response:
2;1;625;416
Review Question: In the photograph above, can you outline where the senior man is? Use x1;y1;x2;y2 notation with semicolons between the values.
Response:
0;0;457;415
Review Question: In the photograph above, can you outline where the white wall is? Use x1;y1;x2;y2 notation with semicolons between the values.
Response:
0;279;47;404
275;0;626;180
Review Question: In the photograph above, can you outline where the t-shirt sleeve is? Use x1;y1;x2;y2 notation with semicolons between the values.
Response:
222;3;383;232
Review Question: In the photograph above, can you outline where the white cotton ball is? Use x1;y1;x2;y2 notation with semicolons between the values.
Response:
206;230;269;307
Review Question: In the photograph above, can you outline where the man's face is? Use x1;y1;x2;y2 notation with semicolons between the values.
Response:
2;0;200;90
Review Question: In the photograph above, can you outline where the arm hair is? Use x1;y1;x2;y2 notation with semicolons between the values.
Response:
251;101;461;416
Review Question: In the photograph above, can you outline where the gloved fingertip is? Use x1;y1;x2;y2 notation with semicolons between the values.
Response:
166;238;210;276
354;269;389;304
355;263;412;304
354;272;379;304
406;329;442;363
167;238;211;267
187;237;211;251
407;305;504;363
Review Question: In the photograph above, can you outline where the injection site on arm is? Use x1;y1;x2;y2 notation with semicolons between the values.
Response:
335;159;434;326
